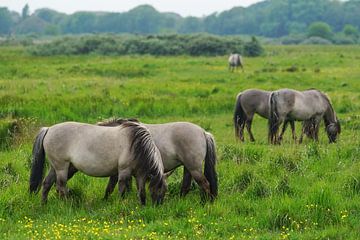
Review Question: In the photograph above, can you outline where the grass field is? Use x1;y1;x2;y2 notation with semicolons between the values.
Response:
0;45;360;239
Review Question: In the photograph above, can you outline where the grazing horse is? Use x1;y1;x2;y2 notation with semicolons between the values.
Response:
234;89;296;142
97;119;218;202
268;89;341;144
29;121;167;205
228;53;244;72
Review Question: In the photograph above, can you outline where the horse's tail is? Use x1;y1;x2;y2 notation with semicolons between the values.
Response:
123;122;164;185
268;91;279;143
29;127;49;193
234;93;246;140
204;132;218;200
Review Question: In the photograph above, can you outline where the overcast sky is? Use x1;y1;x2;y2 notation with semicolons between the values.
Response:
1;0;263;17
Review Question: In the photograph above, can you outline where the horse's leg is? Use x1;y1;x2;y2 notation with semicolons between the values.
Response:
117;169;132;198
42;167;56;203
290;121;296;141
135;175;147;205
54;162;70;198
313;117;321;142
278;120;289;142
245;119;255;142
299;123;305;144
180;167;193;197
189;169;211;202
42;163;78;202
270;120;280;144
238;118;246;142
67;163;78;180
104;175;118;200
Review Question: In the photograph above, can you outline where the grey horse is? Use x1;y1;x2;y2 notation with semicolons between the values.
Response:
234;89;296;142
29;121;167;205
228;53;244;72
268;89;341;144
97;119;218;202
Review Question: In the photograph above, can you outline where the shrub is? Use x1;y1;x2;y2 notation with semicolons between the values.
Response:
307;22;333;40
243;36;264;57
333;34;355;45
301;37;332;45
28;33;263;56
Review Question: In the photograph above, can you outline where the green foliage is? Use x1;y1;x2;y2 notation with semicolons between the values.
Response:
3;0;360;38
343;24;359;38
243;36;264;57
0;45;360;239
29;34;251;56
301;36;333;45
21;4;30;20
0;118;17;150
0;7;14;34
307;22;333;40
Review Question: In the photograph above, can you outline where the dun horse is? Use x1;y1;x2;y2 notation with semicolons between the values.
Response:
268;89;341;144
228;53;244;72
97;119;218;201
29;121;167;205
234;89;296;142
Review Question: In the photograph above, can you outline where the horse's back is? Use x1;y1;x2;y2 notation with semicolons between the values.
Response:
239;89;270;118
274;89;328;120
146;122;207;170
44;122;129;176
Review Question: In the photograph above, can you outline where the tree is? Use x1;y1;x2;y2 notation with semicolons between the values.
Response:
243;36;264;57
178;17;203;33
343;24;359;38
0;7;13;34
307;21;333;40
22;4;30;20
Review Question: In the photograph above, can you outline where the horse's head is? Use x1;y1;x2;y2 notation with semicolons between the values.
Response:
149;174;167;205
326;118;341;143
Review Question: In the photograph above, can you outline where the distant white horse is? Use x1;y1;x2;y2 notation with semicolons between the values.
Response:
228;53;244;72
29;121;167;205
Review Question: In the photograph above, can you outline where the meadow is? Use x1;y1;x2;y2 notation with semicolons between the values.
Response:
0;45;360;239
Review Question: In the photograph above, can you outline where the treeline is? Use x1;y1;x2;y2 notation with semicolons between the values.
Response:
0;0;360;39
29;34;264;57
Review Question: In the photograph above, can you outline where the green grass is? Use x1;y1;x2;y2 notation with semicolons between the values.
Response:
0;45;360;239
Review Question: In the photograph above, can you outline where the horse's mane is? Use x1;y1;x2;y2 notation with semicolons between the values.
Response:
305;89;335;115
120;120;163;182
97;117;139;127
97;117;164;183
318;91;336;122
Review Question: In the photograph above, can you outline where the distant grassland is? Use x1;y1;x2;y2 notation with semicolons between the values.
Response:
0;45;360;239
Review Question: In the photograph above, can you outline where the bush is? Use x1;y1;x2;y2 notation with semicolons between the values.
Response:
280;35;306;45
243;36;264;57
333;35;356;45
28;33;263;56
300;37;332;45
307;22;333;40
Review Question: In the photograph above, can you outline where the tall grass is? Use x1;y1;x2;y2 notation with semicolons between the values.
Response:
0;45;359;239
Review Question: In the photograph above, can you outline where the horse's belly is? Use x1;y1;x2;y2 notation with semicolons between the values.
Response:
163;157;181;172
71;152;118;177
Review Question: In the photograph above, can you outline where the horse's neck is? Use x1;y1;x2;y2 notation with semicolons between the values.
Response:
324;104;336;124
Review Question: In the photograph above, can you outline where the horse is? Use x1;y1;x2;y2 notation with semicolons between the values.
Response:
234;89;296;142
268;88;341;144
228;53;244;72
29;121;167;205
96;119;218;202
